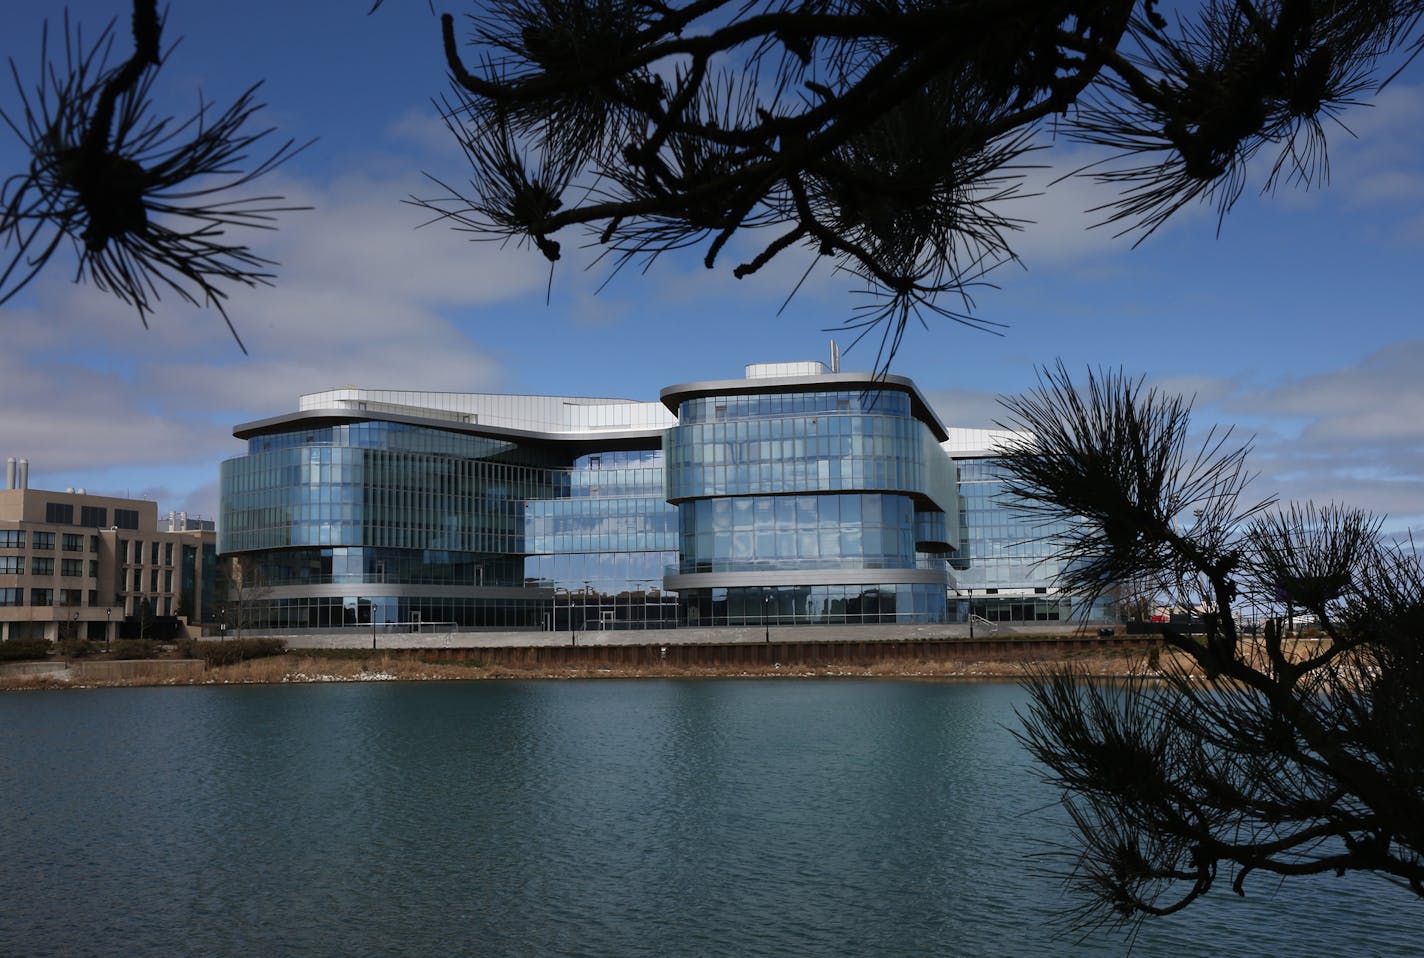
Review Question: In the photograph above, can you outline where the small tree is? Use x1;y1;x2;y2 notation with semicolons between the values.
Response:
134;598;155;642
998;364;1423;929
221;556;271;640
1112;574;1165;624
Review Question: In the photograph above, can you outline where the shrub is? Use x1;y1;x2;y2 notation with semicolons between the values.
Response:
185;637;287;668
0;638;51;661
111;639;159;660
60;639;101;659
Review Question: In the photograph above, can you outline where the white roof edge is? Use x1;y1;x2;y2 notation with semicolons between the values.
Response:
941;426;1032;457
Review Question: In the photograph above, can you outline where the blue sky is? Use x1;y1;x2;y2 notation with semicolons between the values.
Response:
1;1;1421;532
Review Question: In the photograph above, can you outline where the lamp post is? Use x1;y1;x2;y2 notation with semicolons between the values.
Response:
968;588;974;640
764;592;771;643
105;607;112;651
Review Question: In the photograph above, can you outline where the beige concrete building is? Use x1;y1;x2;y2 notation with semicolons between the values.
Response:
0;462;218;643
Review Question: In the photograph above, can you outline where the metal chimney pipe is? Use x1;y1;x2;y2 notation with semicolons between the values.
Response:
17;459;28;490
4;458;13;491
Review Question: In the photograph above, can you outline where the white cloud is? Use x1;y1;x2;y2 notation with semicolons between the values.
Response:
0;162;546;510
1187;343;1424;528
942;350;1424;533
1233;342;1424;444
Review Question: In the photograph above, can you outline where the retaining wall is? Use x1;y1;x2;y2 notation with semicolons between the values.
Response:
407;634;1153;668
72;660;205;682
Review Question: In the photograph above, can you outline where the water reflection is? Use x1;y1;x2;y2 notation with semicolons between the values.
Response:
0;681;1414;957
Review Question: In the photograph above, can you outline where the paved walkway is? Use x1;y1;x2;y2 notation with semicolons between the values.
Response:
261;621;1090;650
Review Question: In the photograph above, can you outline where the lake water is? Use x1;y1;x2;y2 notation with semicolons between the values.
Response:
0;680;1417;957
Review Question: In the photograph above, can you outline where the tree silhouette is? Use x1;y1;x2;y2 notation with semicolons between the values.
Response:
414;0;1423;362
0;0;307;352
998;364;1424;929
6;2;1421;359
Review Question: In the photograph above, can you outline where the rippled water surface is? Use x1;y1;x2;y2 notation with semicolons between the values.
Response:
0;680;1416;956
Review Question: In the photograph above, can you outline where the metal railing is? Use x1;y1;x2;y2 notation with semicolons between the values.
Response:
969;614;998;635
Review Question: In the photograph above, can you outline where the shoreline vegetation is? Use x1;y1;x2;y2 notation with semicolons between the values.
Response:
0;643;1206;691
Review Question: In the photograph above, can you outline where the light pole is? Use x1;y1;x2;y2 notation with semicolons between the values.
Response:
105;607;112;651
764;592;771;643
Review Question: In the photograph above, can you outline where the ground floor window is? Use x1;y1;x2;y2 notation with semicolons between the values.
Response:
682;583;948;626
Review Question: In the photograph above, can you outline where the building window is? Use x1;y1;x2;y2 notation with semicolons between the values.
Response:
0;588;22;606
163;570;172;593
32;532;54;550
31;557;54;576
30;588;53;606
88;590;98;607
62;533;83;552
164;542;173;566
61;559;83;577
0;556;22;574
45;502;75;525
81;505;108;527
150;570;159;592
132;541;144;564
0;530;24;549
151;542;160;565
89;559;98;577
132;570;143;591
89;535;99;553
60;589;82;607
115;509;139;530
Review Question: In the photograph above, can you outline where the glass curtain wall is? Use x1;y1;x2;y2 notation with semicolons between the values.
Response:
220;430;680;632
950;457;1112;623
524;450;679;630
667;388;952;626
219;423;556;631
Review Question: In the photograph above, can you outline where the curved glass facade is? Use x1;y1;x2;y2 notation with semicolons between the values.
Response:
220;431;683;631
949;456;1112;623
218;370;969;632
677;389;911;423
247;422;520;458
666;411;949;506
676;493;917;573
664;383;955;624
684;583;947;626
220;442;545;554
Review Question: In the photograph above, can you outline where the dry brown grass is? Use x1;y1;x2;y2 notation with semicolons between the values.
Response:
0;674;73;692
0;645;1213;691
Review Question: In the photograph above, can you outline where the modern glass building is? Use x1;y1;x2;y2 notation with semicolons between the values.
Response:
661;364;957;626
940;426;1112;624
218;363;1103;632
